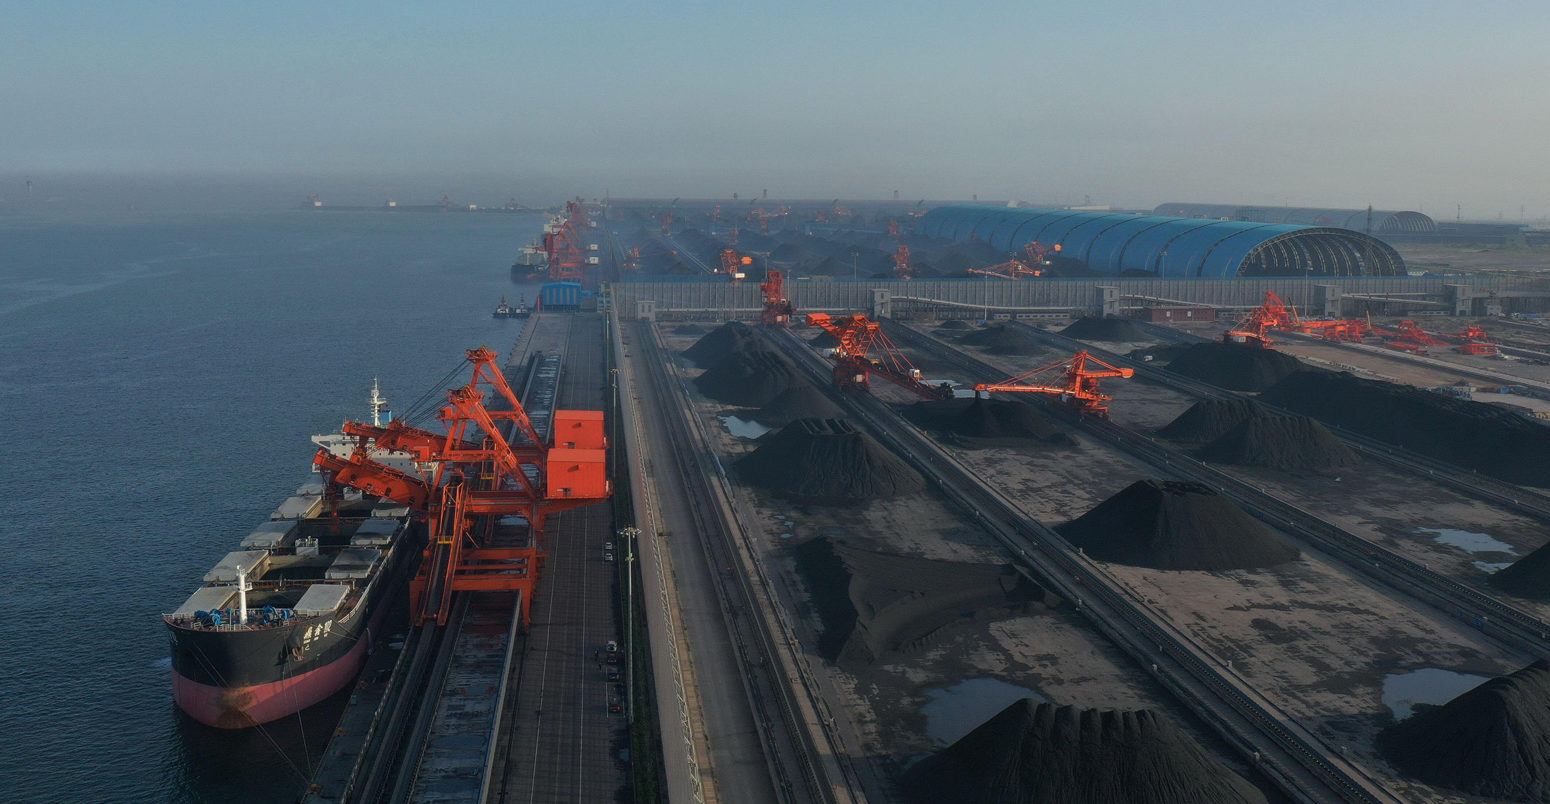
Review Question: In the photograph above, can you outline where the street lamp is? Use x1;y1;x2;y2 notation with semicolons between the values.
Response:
618;525;639;721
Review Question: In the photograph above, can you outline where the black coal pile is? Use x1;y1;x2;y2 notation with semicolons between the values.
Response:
754;386;844;425
905;700;1267;804
1164;342;1305;392
1262;371;1550;487
672;323;707;336
1197;415;1358;471
737;418;925;504
959;324;1044;355
1488;541;1550;599
810;330;840;348
936;319;970;331
1057;480;1299;571
1379;661;1550;801
1128;343;1191;364
693;349;801;407
904;398;1072;445
1157;399;1270;443
1061;316;1147;342
791;537;1051;672
683;321;763;368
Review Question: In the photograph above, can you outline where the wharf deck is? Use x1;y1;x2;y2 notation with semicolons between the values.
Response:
485;313;630;803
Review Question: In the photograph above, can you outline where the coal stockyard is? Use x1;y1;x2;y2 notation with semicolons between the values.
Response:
249;199;1550;804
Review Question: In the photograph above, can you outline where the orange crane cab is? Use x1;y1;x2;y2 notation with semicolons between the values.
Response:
973;351;1134;417
804;313;953;400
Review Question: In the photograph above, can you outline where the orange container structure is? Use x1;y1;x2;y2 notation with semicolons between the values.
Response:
545;449;609;499
553;410;607;449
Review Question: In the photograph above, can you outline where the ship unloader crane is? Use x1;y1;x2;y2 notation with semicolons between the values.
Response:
542;201;589;283
804;313;953;399
973;351;1134;417
313;347;609;628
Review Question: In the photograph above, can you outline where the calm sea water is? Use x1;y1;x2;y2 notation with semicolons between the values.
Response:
0;208;547;803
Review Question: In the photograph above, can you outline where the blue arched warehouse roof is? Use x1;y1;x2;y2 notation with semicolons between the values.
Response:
918;205;1405;278
1153;203;1437;234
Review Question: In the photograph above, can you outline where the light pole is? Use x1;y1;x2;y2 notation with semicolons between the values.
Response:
618;525;639;721
851;249;858;281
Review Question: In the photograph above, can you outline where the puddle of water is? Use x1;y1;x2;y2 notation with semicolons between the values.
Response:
720;415;772;439
1381;668;1491;720
1419;527;1518;557
919;677;1045;746
1473;560;1515;574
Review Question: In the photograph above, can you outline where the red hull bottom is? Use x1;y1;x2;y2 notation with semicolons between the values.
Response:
173;632;371;729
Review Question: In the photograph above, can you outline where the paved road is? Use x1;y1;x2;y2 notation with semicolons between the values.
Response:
616;318;784;804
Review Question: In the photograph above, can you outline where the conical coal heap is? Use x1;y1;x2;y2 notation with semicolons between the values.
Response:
1061;316;1147;342
683;321;763;368
1489;542;1550;600
754;386;844;425
904;397;1071;445
693;348;801;407
1158;399;1270;443
1056;480;1299;571
1379;661;1550;801
905;700;1267;804
1165;343;1303;392
1197;415;1358;471
736;418;925;504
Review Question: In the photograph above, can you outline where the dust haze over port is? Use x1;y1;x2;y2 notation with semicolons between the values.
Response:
4;2;1550;217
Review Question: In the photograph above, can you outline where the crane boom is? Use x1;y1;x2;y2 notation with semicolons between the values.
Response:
973;351;1134;417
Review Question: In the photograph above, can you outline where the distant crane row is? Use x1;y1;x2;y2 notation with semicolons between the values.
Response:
1223;291;1497;355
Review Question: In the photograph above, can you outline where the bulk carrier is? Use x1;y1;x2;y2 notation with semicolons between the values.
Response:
163;384;424;729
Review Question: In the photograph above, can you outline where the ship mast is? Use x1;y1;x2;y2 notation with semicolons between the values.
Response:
370;378;391;427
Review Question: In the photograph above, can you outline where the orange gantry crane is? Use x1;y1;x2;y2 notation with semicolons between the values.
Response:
541;200;589;283
973;351;1134;417
313;347;609;629
804;313;952;399
893;245;914;279
761;270;794;326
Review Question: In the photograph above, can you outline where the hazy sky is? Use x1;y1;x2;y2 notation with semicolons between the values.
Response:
5;0;1550;217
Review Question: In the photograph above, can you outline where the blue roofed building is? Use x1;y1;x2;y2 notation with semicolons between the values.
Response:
917;205;1405;278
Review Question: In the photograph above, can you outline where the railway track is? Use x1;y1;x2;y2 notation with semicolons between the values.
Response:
632;320;853;803
892;321;1550;643
767;326;1395;804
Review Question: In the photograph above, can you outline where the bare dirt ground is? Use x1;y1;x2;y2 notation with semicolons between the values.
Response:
885;324;1545;802
656;327;1262;798
1392;243;1550;274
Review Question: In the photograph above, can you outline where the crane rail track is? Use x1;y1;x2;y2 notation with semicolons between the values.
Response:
768;325;1400;804
975;320;1550;654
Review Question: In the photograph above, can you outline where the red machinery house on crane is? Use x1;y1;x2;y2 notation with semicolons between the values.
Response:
973;351;1134;417
313;347;609;629
761;270;794;326
804;313;953;400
